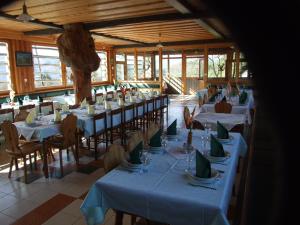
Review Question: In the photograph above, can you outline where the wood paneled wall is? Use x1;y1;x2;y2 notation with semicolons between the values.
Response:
9;39;34;94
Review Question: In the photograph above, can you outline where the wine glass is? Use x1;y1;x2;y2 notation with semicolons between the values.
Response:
183;143;194;173
139;149;149;173
161;131;168;149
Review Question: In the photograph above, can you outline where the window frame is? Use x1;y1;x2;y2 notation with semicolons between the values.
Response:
0;40;12;94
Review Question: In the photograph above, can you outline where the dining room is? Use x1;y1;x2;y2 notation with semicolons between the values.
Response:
0;0;289;225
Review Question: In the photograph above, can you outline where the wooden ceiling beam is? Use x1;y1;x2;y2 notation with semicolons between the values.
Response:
113;39;232;49
91;32;147;45
0;11;63;29
85;12;212;30
164;0;225;38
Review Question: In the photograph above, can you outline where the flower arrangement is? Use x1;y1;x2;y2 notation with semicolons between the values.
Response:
184;106;196;132
119;83;127;100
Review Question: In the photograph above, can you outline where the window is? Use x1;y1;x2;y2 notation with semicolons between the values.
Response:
154;54;160;79
92;51;108;82
32;45;62;87
231;52;252;79
116;53;125;81
186;55;204;78
208;52;227;78
163;53;182;78
0;42;11;91
66;66;73;85
126;54;135;80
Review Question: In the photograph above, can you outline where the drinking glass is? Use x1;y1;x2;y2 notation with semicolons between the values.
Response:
183;143;194;173
161;131;168;149
139;149;150;173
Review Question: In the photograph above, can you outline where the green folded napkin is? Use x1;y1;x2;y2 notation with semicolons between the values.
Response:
210;134;225;157
167;119;177;135
196;150;211;178
239;91;248;104
217;121;229;139
149;129;162;147
129;141;143;164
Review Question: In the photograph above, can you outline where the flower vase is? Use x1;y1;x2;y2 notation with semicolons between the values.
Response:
187;130;193;146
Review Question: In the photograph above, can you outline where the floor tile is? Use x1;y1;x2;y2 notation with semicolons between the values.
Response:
60;199;83;217
1;199;40;219
0;212;15;225
0;195;19;211
25;189;58;205
42;212;78;225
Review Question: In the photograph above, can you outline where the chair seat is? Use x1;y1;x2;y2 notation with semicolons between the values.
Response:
6;142;41;157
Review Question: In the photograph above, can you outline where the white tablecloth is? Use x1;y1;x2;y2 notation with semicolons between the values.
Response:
80;129;247;225
193;112;247;131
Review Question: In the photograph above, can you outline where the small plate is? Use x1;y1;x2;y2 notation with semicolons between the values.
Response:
203;150;231;162
187;168;219;184
214;134;234;143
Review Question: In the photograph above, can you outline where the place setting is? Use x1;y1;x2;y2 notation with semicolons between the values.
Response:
185;150;222;190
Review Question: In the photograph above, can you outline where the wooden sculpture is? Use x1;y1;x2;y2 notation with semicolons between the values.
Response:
57;23;100;104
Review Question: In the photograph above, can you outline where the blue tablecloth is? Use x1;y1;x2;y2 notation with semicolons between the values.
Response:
80;129;247;225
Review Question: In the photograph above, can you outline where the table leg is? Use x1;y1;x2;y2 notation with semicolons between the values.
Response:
42;140;49;178
115;210;124;225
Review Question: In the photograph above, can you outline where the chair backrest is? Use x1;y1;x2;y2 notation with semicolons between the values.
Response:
93;111;107;135
0;108;14;123
19;104;35;111
192;120;204;130
146;122;159;142
110;108;123;128
103;144;126;173
14;110;29;122
154;96;161;110
60;113;78;147
69;104;80;109
123;104;135;122
183;106;190;128
39;101;54;115
0;120;19;152
135;101;145;117
127;130;143;152
230;124;244;135
146;99;154;113
208;86;218;98
215;102;232;113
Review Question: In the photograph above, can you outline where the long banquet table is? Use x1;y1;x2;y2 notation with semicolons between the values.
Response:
80;129;247;225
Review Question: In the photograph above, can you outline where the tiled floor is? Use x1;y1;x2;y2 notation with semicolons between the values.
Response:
0;95;200;225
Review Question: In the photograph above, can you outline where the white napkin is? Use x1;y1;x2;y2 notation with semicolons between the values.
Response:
62;103;69;112
96;95;104;105
104;100;111;110
25;110;35;124
54;110;61;122
118;97;124;106
129;95;135;103
87;105;95;115
80;98;87;108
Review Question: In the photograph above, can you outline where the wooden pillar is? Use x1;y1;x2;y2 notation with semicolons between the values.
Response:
182;49;186;94
159;47;163;92
203;46;208;88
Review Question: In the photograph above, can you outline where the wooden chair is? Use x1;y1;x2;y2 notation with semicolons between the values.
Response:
88;112;108;159
230;124;244;135
192;120;205;130
69;104;80;109
14;110;29;122
39;101;54;115
109;108;123;144
19;104;35;111
45;114;79;177
135;101;145;130
0;121;41;184
123;104;135;133
145;99;154;127
215;101;232;113
153;96;161;124
208;86;218;98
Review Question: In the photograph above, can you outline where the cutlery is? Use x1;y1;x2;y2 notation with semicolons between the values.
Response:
189;183;217;190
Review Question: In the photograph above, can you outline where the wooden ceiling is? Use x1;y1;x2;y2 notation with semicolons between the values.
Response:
0;0;231;47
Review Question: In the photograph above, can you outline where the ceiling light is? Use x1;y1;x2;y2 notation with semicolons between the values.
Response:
16;2;34;22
